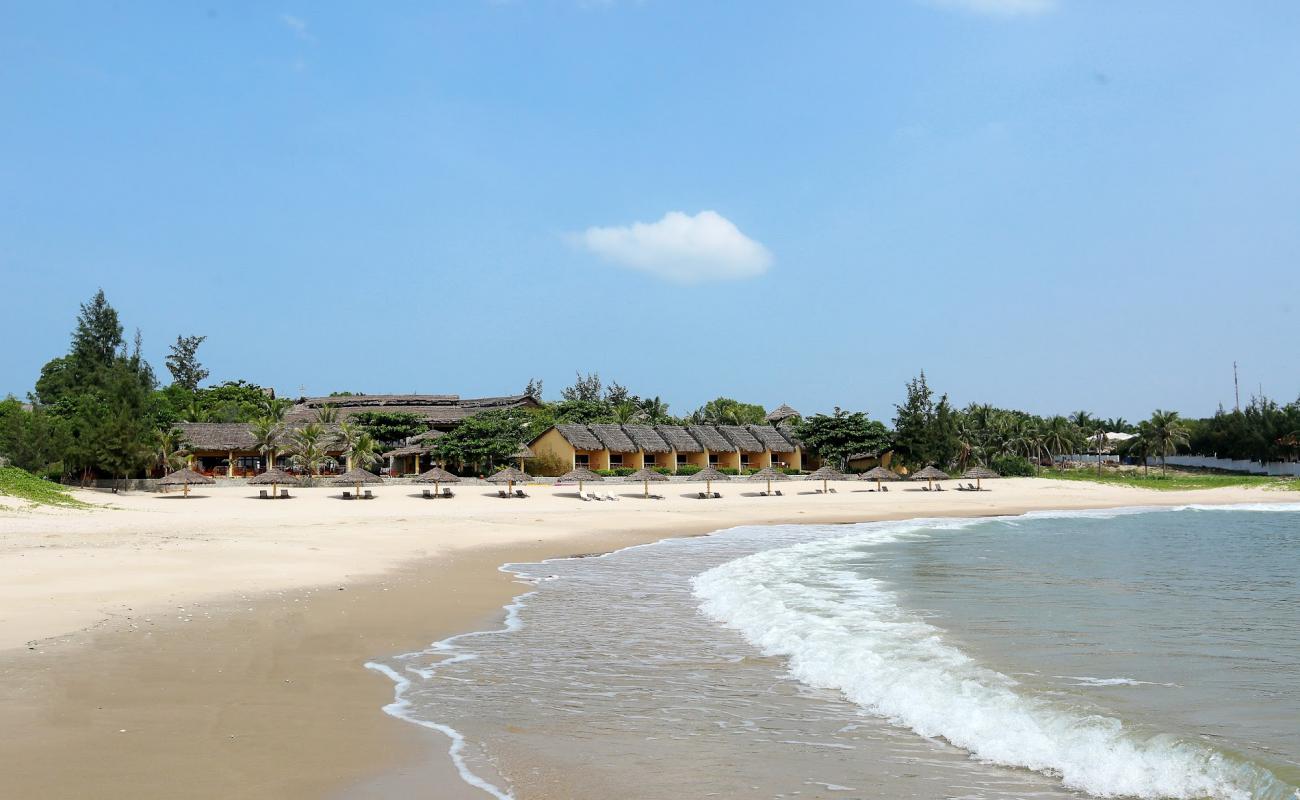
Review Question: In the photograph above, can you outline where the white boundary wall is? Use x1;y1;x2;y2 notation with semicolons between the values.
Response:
1145;455;1300;477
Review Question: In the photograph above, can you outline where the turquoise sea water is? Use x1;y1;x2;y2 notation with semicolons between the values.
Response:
372;504;1300;799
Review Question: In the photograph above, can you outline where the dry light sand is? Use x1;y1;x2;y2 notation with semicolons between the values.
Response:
2;477;1296;799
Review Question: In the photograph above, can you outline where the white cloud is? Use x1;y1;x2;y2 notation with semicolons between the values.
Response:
280;13;315;41
571;210;773;283
925;0;1056;16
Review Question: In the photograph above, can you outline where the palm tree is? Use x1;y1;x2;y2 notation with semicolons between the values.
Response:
613;401;640;424
1129;421;1156;476
250;416;287;473
1148;409;1190;477
315;403;339;424
156;427;191;473
348;433;381;472
638;396;670;424
334;421;363;470
287;422;329;482
260;396;292;423
1041;415;1081;469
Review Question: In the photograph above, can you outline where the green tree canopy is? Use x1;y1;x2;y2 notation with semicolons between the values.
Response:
434;408;532;473
791;409;892;470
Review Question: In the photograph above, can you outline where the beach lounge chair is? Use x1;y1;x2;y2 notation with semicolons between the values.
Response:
881;485;889;492
363;489;374;499
921;486;930;492
698;491;708;499
829;487;838;493
342;491;353;499
498;489;508;498
968;482;978;491
759;491;769;497
579;493;591;501
775;490;783;496
515;489;528;498
934;484;944;492
422;489;433;499
603;492;618;501
712;492;721;499
586;491;601;501
280;489;290;499
443;487;454;498
259;489;269;499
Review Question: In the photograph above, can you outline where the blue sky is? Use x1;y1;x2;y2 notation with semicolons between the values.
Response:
3;0;1298;421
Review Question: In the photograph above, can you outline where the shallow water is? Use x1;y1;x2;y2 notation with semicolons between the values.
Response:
371;505;1300;799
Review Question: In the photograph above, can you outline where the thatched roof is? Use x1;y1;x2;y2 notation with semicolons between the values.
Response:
747;466;792;481
861;466;899;481
384;442;436;458
413;466;461;483
418;429;445;441
962;466;1001;480
775;423;804;448
176;422;345;454
745;424;795;453
653;425;703;453
285;394;539;425
765;404;800;423
552;423;604;451
588;423;637;452
621;424;672;453
557;467;603;484
248;468;296;485
159;468;215;486
687;425;734;452
807;465;845;480
512;444;535;459
331;468;384;485
628;467;669;482
692;466;731;482
487;466;531;484
911;465;950;481
718;425;764;453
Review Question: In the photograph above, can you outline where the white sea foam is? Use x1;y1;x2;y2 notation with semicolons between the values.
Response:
693;521;1290;800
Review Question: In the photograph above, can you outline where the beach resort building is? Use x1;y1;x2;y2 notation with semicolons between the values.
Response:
176;422;346;477
529;423;807;474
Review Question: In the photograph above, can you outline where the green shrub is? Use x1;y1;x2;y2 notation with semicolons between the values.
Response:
717;467;740;475
595;467;636;477
524;452;570;477
675;464;702;476
653;467;674;475
0;466;90;508
990;455;1035;477
780;467;802;475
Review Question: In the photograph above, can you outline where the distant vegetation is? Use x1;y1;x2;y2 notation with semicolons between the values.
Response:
0;466;90;508
1043;467;1300;493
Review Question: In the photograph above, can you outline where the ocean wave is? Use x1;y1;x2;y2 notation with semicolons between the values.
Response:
692;522;1294;800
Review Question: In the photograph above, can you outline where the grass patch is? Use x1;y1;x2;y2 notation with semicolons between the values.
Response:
0;466;92;508
1043;467;1300;492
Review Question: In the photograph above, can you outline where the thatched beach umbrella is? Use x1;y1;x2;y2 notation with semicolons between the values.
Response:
807;465;845;494
861;465;899;491
557;467;603;495
693;466;731;497
159;467;214;498
747;466;791;495
487;466;532;496
332;467;383;498
248;467;296;499
911;465;950;490
512;444;534;471
628;467;669;499
962;465;1000;490
413;466;461;496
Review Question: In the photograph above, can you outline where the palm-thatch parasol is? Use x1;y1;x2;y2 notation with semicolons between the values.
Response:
765;403;800;424
158;467;214;498
807;464;845;494
747;465;792;495
487;466;532;496
557;467;603;495
628;467;669;499
413;466;461;496
249;467;296;498
693;465;731;496
961;465;1000;490
860;465;899;491
332;467;383;498
512;444;534;471
911;465;950;490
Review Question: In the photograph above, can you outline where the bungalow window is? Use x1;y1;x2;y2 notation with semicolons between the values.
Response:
644;454;656;467
709;454;719;465
610;454;623;467
575;454;590;467
677;454;688;465
741;454;750;467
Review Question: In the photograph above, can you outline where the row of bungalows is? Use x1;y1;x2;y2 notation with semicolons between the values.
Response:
529;423;814;474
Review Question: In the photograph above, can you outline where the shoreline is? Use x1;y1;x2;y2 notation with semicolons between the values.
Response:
2;480;1297;798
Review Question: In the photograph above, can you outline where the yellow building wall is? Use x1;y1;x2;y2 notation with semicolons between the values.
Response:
677;450;709;470
710;450;741;471
740;451;772;470
530;429;578;471
577;449;610;471
769;450;798;471
641;451;670;472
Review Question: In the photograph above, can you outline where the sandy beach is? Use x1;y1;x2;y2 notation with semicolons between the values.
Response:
2;478;1296;799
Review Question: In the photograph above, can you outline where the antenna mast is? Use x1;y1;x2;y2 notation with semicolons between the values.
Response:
1233;362;1240;412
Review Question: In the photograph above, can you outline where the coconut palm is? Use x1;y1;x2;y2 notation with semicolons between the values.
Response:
613;401;640;424
1041;415;1082;469
315;403;339;424
249;416;288;473
638;396;671;424
1148;409;1190;477
347;432;381;472
156;427;191;473
286;422;330;481
334;421;363;470
259;396;293;423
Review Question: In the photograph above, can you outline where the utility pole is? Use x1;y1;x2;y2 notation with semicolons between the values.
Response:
1233;362;1240;412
